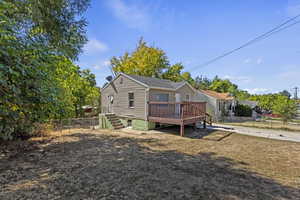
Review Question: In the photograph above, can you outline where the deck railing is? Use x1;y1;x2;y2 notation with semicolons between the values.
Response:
148;101;206;119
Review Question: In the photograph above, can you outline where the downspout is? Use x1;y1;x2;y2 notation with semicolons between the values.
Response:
145;88;150;121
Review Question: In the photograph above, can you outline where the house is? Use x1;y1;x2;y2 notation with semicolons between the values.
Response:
100;73;209;136
195;90;235;121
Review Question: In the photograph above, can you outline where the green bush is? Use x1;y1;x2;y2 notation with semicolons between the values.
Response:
235;104;252;117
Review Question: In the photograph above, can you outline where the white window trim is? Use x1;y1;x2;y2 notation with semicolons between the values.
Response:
128;92;134;108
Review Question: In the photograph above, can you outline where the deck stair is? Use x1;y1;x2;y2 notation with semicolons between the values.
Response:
105;113;124;129
205;113;213;126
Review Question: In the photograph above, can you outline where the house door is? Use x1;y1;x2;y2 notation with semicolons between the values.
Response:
108;95;114;113
175;93;181;117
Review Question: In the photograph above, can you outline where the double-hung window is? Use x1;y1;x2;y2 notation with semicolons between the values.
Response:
153;93;169;102
128;92;134;108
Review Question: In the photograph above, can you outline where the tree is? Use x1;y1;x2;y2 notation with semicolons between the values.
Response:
279;90;291;99
234;90;251;100
181;72;195;85
272;96;297;123
111;38;169;77
51;58;100;119
209;79;238;93
0;0;90;140
193;76;212;90
249;94;280;112
161;63;184;82
235;104;252;117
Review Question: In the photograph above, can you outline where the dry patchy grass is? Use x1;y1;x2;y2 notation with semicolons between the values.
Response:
0;127;300;199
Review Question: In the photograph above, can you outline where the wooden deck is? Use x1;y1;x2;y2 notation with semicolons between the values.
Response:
148;101;210;136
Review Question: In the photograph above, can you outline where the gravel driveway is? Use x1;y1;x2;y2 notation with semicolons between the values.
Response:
212;123;300;142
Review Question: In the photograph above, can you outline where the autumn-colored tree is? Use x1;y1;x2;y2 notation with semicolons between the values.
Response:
209;77;238;93
161;63;184;82
111;38;169;78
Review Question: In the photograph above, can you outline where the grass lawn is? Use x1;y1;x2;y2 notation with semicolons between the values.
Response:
1;127;300;199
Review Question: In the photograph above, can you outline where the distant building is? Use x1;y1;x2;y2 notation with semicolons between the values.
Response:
195;90;236;121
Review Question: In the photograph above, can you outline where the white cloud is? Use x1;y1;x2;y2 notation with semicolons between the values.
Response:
243;58;251;64
84;39;108;54
256;58;263;64
245;88;271;95
106;0;150;30
93;60;111;70
223;75;252;83
286;1;300;16
243;57;263;64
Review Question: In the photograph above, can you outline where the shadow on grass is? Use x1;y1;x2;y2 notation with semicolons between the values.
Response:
0;132;299;200
154;125;231;140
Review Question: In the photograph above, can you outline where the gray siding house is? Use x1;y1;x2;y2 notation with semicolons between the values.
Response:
195;90;236;122
100;73;200;131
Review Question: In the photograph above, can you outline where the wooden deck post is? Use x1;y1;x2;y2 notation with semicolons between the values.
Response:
180;123;184;137
193;122;197;130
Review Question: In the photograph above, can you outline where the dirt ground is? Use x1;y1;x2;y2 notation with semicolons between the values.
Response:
1;127;300;200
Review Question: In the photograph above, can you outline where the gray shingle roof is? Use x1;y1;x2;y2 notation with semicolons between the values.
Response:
125;74;185;89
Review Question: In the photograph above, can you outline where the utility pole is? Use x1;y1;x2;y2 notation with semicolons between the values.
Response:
293;87;299;100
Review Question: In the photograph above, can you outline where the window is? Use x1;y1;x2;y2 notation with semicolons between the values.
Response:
186;94;190;101
153;93;169;102
120;77;123;84
128;92;134;108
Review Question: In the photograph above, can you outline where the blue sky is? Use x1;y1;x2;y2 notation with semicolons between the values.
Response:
77;0;300;95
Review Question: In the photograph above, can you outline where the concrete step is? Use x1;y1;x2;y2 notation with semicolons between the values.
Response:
107;116;118;120
113;125;124;129
111;122;123;126
109;118;120;122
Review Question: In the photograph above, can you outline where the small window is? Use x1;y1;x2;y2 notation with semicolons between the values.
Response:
127;120;132;126
120;78;123;84
153;93;169;102
186;94;190;101
128;92;134;108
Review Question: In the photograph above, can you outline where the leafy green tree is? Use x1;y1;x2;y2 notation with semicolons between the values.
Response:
279;90;291;99
51;58;100;119
272;96;297;123
209;79;238;93
161;63;184;82
193;76;212;90
181;72;195;85
235;104;252;117
233;90;251;100
249;94;280;112
0;0;90;140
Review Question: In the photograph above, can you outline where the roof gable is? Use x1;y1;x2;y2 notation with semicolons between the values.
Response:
102;72;195;92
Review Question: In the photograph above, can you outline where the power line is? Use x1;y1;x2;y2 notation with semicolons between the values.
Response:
190;14;300;70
